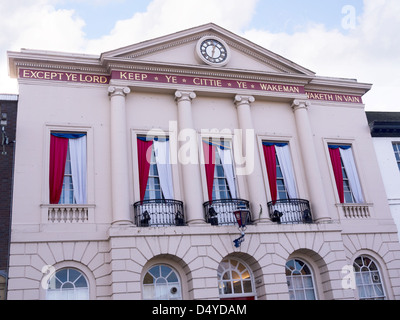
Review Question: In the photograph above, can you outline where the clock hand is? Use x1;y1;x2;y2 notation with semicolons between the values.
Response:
211;45;216;58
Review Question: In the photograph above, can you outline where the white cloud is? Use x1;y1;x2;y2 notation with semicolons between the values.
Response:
0;0;86;93
85;0;258;53
242;0;400;111
1;0;399;112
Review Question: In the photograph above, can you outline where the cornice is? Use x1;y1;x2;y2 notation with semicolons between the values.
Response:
7;49;105;78
305;77;372;95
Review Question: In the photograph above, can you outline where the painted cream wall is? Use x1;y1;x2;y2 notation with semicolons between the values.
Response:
12;81;113;231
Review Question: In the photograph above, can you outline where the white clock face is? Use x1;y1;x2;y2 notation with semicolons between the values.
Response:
199;38;228;65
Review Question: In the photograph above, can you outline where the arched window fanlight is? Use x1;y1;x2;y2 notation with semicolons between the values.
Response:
285;259;317;300
46;268;89;300
217;258;256;300
142;265;182;300
353;255;386;300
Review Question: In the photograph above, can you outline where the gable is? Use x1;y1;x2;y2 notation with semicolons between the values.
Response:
101;23;315;76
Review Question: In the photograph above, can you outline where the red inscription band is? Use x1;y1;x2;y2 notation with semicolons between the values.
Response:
18;68;363;104
112;70;305;94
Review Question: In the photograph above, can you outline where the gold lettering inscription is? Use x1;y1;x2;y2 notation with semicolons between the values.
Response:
20;69;109;84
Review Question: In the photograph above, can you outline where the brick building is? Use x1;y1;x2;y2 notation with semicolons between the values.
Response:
0;94;18;300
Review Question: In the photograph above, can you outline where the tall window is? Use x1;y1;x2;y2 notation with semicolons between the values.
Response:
393;143;400;172
137;136;173;202
203;139;237;201
262;142;298;203
217;258;256;300
142;265;182;300
353;256;386;300
213;149;232;200
46;268;89;300
49;133;87;205
328;145;364;204
285;259;317;300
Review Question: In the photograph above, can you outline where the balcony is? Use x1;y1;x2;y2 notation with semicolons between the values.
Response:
133;199;185;227
267;199;313;224
203;199;252;226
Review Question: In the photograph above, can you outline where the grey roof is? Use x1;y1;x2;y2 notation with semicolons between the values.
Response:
366;112;400;137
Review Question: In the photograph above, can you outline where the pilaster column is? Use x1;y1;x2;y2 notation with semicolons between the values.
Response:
292;99;331;222
108;86;132;225
234;95;269;223
175;91;205;225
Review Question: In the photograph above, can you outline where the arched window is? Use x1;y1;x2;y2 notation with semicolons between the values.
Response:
353;255;386;300
46;268;89;300
142;265;182;300
217;258;256;300
285;259;317;300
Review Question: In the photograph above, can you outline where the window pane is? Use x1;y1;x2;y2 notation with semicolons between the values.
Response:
243;280;252;293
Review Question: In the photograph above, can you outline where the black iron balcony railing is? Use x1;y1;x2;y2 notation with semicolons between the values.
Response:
133;199;185;227
203;199;252;226
267;198;313;224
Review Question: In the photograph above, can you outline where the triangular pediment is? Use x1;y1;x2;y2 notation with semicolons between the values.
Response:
101;23;315;76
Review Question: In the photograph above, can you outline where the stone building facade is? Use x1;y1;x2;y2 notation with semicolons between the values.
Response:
6;24;400;300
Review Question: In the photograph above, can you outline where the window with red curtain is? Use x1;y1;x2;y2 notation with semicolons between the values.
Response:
49;135;69;204
137;137;154;202
262;143;278;203
49;133;87;205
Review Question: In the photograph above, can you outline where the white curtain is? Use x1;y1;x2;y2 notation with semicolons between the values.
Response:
275;144;298;199
153;140;174;200
217;146;237;199
69;135;87;204
340;147;364;203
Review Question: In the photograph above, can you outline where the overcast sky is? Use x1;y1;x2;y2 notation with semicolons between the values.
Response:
1;0;399;111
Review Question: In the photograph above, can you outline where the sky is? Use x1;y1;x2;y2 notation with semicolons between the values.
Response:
1;0;399;111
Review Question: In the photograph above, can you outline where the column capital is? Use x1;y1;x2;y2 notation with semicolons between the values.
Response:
234;95;255;107
108;86;131;97
175;91;196;102
291;99;311;111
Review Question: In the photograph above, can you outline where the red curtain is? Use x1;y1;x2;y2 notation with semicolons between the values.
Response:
203;141;216;202
49;135;69;204
329;147;344;203
137;139;153;202
263;144;277;203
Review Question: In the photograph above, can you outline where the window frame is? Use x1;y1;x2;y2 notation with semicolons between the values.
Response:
142;264;183;300
325;139;367;205
212;140;234;200
43;125;93;206
285;258;318;300
353;255;387;300
200;135;238;201
45;267;90;300
144;144;164;201
217;258;256;300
